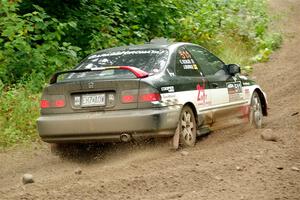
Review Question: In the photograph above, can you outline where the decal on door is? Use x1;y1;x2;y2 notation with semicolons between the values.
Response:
226;81;243;101
196;81;210;106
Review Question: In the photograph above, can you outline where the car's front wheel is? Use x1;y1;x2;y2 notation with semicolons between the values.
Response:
179;106;197;147
250;91;263;128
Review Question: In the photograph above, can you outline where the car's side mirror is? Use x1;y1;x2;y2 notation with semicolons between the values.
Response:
227;64;241;76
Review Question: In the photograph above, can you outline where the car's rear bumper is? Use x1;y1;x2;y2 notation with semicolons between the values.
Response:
37;106;181;143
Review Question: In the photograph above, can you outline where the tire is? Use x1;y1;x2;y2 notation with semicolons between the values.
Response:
249;91;263;128
178;106;197;147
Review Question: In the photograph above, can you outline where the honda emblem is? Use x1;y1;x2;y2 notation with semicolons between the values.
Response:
88;82;94;89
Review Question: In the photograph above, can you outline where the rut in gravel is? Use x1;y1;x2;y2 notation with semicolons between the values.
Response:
0;0;299;199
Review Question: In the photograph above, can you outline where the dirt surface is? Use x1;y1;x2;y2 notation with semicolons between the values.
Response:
1;0;300;199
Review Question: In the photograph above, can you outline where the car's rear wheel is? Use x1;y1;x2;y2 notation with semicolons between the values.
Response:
250;91;263;128
178;106;197;147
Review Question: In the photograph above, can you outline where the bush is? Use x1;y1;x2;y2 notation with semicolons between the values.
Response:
0;77;42;147
0;2;80;85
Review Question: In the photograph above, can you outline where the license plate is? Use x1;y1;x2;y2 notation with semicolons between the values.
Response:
81;93;105;107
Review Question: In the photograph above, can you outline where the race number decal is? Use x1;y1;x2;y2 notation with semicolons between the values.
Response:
178;50;198;70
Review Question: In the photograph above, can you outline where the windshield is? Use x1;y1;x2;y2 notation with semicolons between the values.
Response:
64;49;168;80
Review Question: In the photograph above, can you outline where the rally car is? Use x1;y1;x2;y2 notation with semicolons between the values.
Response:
37;41;267;148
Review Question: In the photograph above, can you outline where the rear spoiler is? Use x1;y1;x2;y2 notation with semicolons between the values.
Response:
49;66;149;84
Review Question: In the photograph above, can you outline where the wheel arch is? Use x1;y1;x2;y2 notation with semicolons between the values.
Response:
254;88;268;116
182;102;198;126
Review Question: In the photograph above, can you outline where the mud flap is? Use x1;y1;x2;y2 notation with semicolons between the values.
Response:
249;107;254;125
171;124;180;150
50;143;59;155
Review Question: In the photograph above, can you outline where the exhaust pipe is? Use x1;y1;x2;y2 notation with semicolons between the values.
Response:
120;133;131;142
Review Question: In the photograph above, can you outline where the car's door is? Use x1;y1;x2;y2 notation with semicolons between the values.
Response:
167;46;213;126
185;45;247;124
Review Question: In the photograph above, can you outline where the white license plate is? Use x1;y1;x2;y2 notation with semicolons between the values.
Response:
81;93;105;107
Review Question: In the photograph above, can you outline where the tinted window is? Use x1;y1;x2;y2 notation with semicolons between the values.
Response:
175;47;201;77
65;49;168;80
186;46;225;76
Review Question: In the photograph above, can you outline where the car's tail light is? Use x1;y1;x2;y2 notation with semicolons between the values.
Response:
40;95;66;108
121;88;161;104
121;95;136;103
55;99;65;107
121;90;138;104
40;100;50;108
139;93;161;102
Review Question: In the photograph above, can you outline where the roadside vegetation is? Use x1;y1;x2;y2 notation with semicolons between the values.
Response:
0;0;281;148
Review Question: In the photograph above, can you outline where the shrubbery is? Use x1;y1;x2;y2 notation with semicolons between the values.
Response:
0;83;40;146
0;2;80;84
0;0;281;147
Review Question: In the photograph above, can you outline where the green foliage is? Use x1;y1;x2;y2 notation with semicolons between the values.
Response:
0;78;41;147
251;32;282;62
0;1;80;84
1;0;281;81
24;0;181;56
0;0;281;147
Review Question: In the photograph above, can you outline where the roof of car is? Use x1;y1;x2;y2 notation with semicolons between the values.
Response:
95;41;193;54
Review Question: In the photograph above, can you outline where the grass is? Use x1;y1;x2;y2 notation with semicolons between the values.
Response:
0;85;41;148
211;35;256;75
0;116;4;137
218;41;254;66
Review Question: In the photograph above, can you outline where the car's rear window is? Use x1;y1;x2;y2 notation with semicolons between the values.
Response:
65;49;168;80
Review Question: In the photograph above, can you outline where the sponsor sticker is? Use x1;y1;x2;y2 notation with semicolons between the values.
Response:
243;82;250;86
227;81;243;101
108;94;115;101
160;93;178;106
74;96;81;106
239;75;248;80
227;81;242;94
182;64;197;70
88;50;162;59
161;86;175;93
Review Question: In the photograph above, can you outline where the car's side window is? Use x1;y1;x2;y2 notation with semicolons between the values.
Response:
175;47;202;77
186;46;226;76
